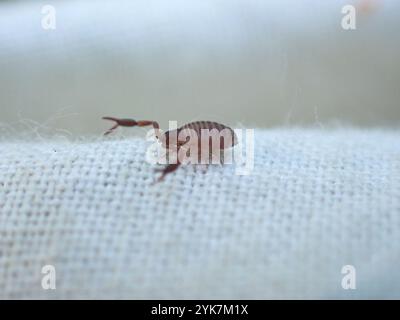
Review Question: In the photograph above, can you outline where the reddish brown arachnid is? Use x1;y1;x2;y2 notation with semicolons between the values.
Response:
102;117;238;182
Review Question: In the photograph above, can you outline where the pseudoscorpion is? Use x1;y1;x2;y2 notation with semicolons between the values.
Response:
103;117;238;181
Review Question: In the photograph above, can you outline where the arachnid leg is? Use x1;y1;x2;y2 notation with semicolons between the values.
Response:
155;162;181;182
102;117;161;138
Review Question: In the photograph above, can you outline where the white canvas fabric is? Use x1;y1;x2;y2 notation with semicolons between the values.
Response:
0;129;399;299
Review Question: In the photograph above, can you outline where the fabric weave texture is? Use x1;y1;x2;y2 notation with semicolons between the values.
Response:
0;129;399;299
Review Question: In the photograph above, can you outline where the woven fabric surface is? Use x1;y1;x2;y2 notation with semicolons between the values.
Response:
0;129;399;299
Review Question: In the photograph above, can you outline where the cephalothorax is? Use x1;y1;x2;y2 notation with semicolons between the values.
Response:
103;117;237;181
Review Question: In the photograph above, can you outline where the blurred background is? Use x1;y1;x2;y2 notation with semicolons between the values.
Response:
0;0;399;135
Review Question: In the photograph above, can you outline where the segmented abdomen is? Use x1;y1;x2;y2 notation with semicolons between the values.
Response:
179;121;237;148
